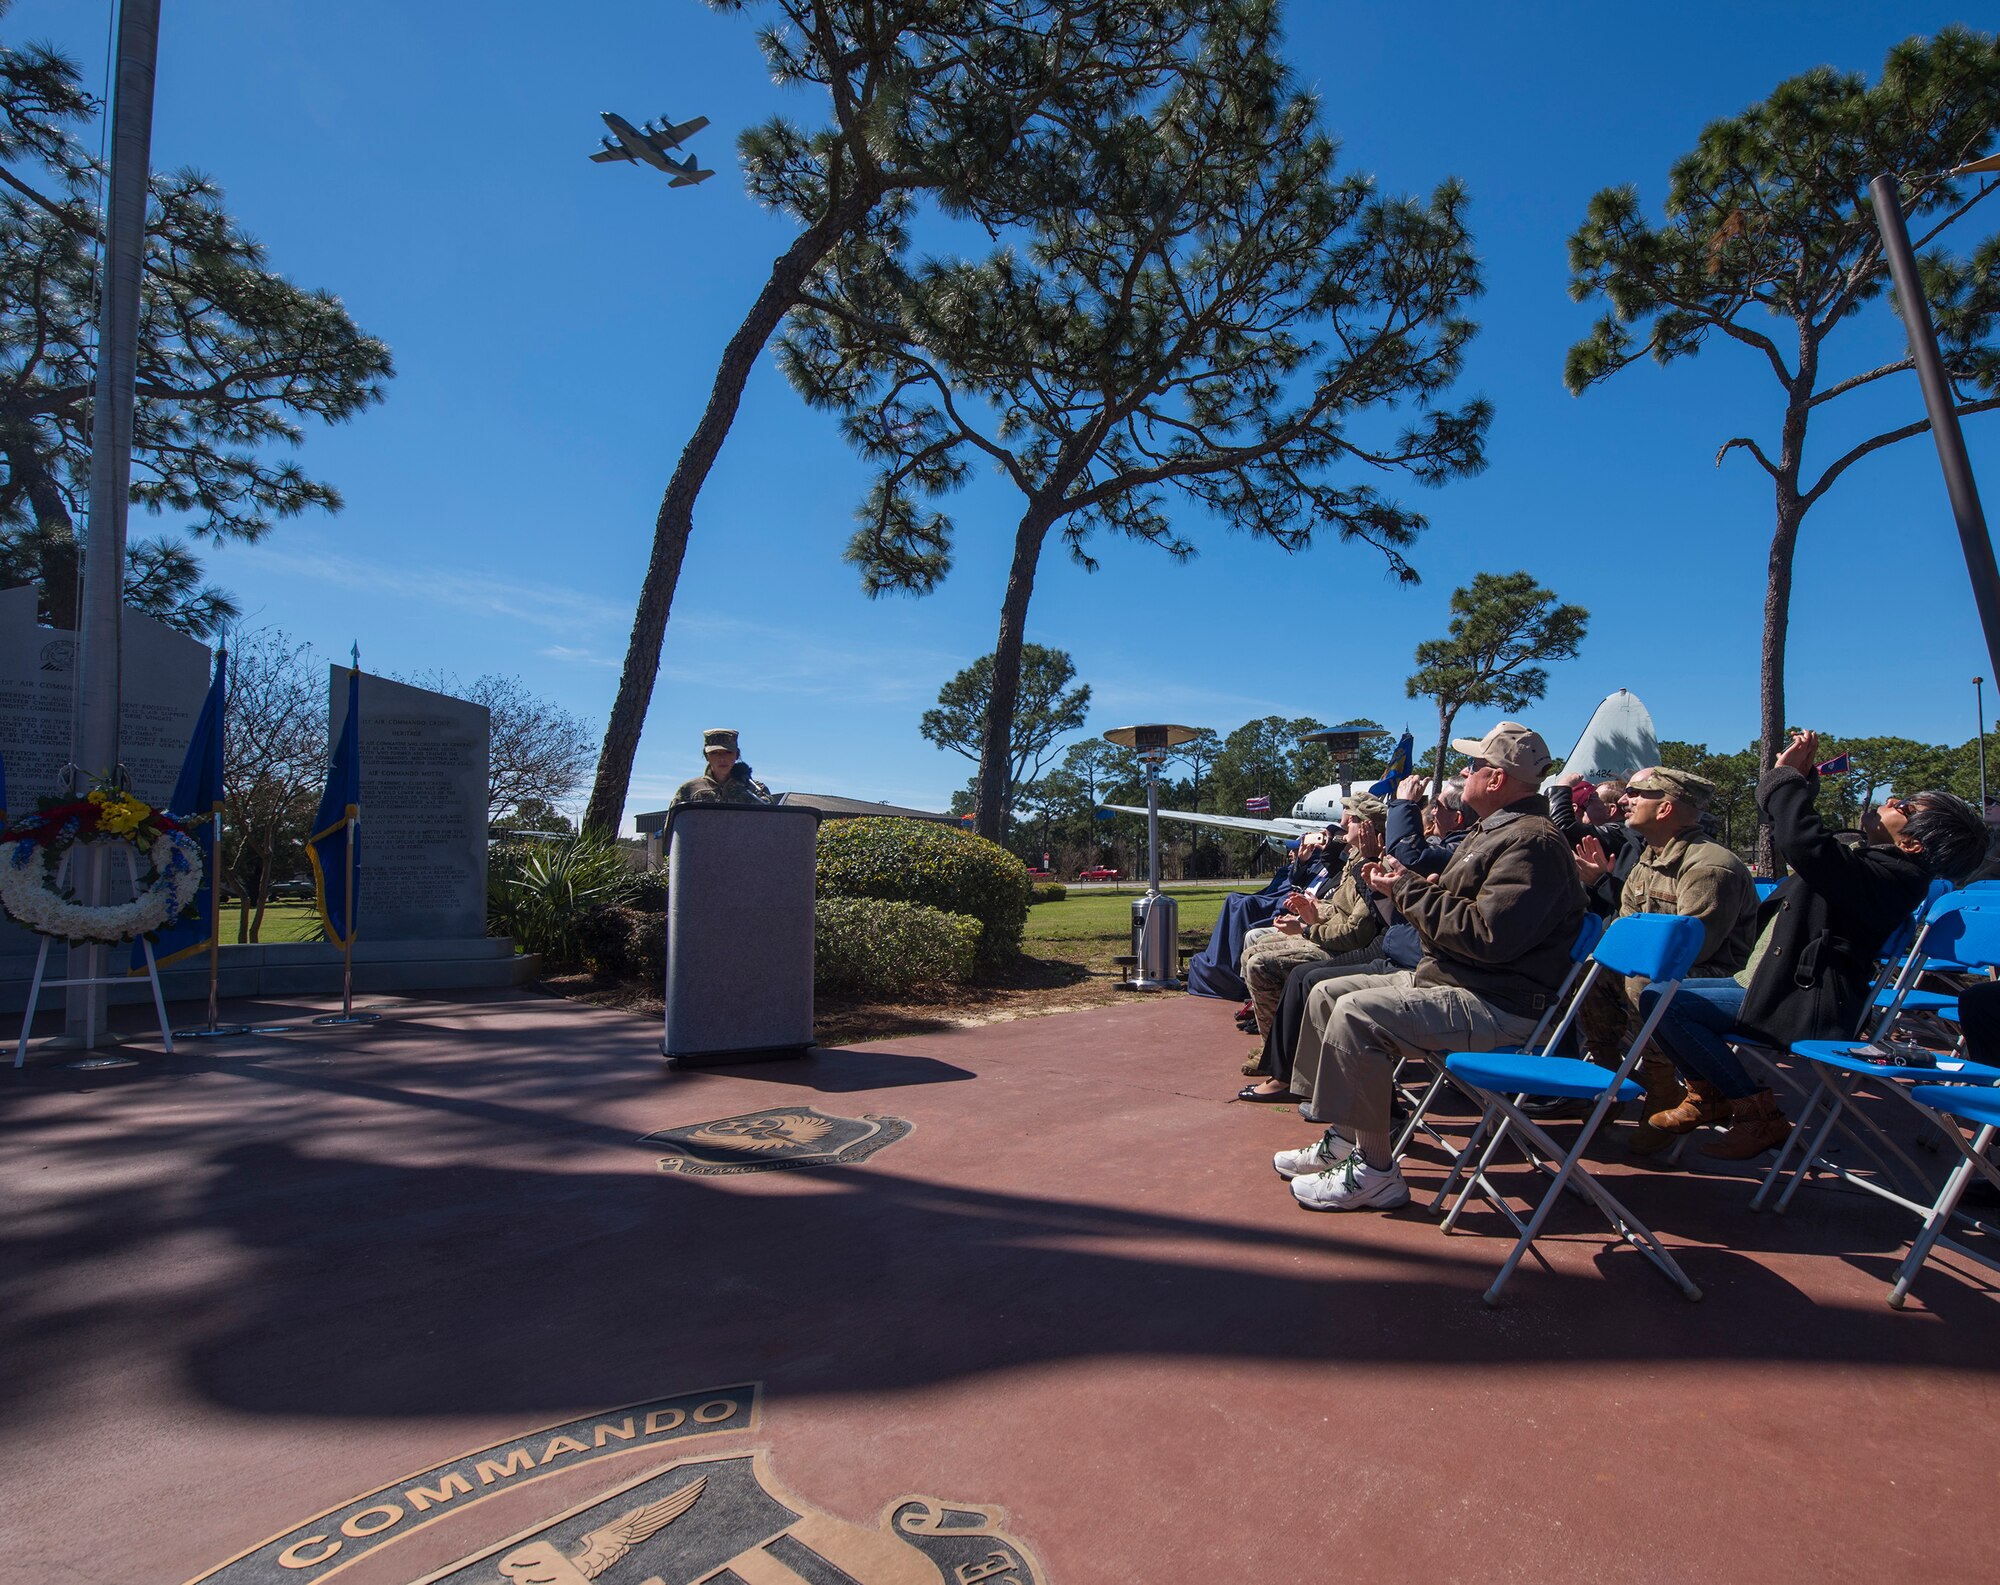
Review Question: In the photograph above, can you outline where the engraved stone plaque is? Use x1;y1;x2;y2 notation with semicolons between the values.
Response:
0;585;210;957
339;669;490;940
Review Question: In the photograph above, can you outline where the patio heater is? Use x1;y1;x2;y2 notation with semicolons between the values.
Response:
1300;723;1370;798
1103;724;1199;990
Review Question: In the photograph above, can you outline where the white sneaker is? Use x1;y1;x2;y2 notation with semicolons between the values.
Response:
1291;1156;1410;1212
1273;1128;1358;1180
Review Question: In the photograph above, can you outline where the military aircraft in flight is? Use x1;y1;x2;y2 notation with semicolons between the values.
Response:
1099;690;1659;846
589;111;713;186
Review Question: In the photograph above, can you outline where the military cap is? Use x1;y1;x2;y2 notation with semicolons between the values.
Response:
1449;721;1556;782
702;728;740;754
1627;765;1716;811
1343;792;1389;827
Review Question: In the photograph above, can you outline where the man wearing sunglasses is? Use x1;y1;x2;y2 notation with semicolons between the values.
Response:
1642;731;1988;1159
1575;766;1760;1151
1276;721;1587;1210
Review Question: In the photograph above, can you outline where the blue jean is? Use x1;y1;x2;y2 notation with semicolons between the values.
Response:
1636;978;1759;1100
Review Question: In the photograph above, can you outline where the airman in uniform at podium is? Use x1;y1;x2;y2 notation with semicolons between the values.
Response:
670;728;772;809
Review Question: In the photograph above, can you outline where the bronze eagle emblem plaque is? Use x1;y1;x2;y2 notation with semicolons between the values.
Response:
641;1106;911;1175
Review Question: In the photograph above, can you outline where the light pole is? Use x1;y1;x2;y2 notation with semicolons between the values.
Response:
1979;676;1990;810
1869;159;2000;685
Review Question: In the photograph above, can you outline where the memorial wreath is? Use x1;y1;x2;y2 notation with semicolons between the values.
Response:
0;788;203;946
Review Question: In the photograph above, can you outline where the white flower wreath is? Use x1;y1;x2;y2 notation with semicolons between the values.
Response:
0;826;205;945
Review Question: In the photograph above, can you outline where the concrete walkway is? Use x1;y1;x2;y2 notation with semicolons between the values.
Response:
2;988;1994;1584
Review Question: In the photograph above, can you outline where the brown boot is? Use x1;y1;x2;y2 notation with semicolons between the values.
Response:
1701;1089;1791;1160
1647;1077;1730;1136
1242;1049;1268;1077
1628;1055;1689;1156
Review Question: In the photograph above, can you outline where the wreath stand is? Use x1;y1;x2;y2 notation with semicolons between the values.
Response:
13;843;175;1068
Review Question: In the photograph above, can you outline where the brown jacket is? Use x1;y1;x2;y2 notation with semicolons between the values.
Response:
1305;857;1387;955
1392;796;1588;1018
1618;829;1758;978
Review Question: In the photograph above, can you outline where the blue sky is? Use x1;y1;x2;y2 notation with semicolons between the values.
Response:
12;1;1999;825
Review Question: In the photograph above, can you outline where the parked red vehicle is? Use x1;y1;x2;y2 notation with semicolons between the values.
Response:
1076;865;1121;881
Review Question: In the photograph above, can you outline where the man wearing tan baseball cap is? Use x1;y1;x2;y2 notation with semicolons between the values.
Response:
1274;720;1587;1210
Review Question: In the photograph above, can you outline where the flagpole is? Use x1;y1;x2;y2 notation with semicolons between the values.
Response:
172;799;252;1038
315;647;377;1026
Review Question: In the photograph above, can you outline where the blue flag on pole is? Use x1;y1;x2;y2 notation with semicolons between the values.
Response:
1369;732;1415;796
308;665;362;948
136;644;228;971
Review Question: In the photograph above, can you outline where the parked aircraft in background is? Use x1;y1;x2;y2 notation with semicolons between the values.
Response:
1100;690;1659;847
1541;688;1658;790
589;111;713;185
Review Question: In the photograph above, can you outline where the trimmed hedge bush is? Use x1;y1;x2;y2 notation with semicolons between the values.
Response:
1029;881;1068;904
573;904;664;982
816;817;1028;967
815;896;980;996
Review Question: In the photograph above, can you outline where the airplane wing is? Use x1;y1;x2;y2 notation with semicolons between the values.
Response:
656;115;709;145
589;147;633;163
1100;804;1325;838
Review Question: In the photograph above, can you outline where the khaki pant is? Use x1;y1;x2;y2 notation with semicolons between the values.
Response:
1295;970;1540;1138
1242;935;1382;1034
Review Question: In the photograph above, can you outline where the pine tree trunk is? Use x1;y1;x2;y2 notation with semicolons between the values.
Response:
1755;493;1804;875
1429;705;1456;800
974;507;1056;840
582;192;873;837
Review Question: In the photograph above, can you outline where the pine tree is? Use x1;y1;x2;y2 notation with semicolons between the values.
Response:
783;10;1488;838
580;0;1219;834
1565;28;2000;866
0;13;391;627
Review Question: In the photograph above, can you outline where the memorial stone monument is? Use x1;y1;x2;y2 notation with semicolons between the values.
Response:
342;670;490;940
0;584;210;962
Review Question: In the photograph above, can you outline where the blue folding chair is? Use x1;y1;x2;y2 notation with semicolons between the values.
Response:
1437;913;1707;1305
1761;896;2000;1227
1888;1085;2000;1308
1393;912;1606;1162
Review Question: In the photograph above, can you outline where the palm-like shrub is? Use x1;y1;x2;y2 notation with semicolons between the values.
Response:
488;835;640;970
815;817;1029;967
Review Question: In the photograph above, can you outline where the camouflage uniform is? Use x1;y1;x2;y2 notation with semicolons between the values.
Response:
669;727;772;809
669;764;772;809
1579;773;1759;1089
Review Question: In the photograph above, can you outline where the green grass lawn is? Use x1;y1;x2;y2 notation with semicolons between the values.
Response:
217;900;322;945
1025;883;1261;972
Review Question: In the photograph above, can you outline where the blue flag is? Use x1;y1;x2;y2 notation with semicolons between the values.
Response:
136;645;228;971
1816;752;1852;777
1369;732;1415;797
308;665;362;948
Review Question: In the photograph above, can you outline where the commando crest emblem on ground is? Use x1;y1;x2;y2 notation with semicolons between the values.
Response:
642;1106;912;1174
412;1452;1043;1584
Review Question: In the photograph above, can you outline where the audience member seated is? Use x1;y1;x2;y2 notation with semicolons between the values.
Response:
1550;773;1640;916
1186;827;1341;1002
1244;777;1471;1097
1640;730;1989;1159
1236;798;1391;1044
1387;774;1470;873
1272;721;1588;1210
1572;766;1759;1152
